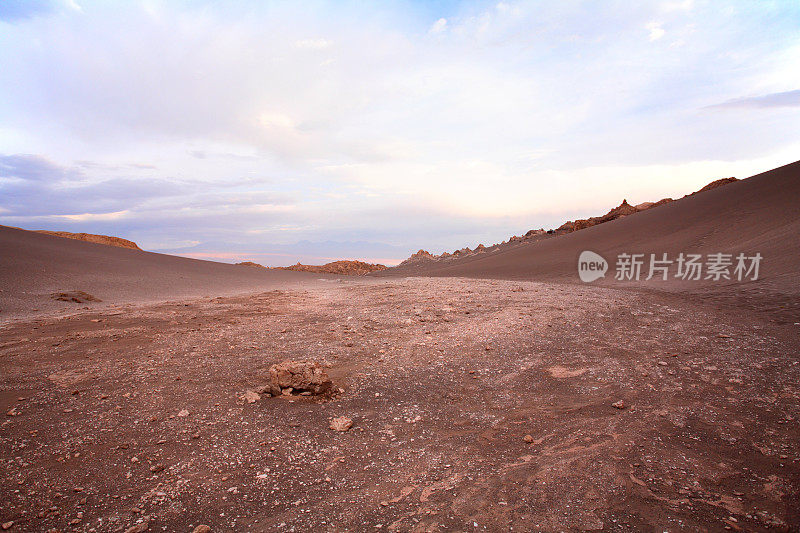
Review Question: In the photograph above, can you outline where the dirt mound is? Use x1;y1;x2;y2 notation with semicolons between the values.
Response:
36;230;141;250
276;260;387;275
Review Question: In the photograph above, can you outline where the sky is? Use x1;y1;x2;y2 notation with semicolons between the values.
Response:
1;0;799;265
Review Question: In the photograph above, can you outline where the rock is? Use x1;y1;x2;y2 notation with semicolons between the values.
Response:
124;516;150;533
177;409;189;417
523;434;534;443
192;526;212;533
329;416;353;432
268;360;333;395
241;390;261;404
612;400;625;409
2;522;13;530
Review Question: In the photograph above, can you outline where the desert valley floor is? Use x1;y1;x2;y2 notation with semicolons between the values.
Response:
1;277;798;532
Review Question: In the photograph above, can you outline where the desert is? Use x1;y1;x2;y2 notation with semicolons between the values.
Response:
2;161;799;531
2;2;800;532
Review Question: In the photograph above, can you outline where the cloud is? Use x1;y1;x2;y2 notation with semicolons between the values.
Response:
295;38;332;50
0;153;291;218
706;89;800;110
429;17;447;34
0;1;799;261
646;21;665;41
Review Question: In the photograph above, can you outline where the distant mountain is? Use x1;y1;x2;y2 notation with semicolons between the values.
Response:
272;260;387;275
156;239;408;267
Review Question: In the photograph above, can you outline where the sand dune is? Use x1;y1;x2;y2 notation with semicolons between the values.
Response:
0;226;341;319
385;160;800;303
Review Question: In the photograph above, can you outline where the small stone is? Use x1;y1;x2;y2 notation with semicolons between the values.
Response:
241;390;260;404
523;434;534;443
177;409;189;417
124;517;150;533
657;361;668;366
192;526;212;533
2;522;13;530
329;416;353;432
612;400;626;409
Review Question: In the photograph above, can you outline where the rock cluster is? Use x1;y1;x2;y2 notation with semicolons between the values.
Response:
265;360;333;396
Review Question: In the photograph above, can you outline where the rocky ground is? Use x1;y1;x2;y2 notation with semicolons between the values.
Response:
1;277;798;532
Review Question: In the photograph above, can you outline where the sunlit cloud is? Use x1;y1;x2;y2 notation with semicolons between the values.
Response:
59;210;129;221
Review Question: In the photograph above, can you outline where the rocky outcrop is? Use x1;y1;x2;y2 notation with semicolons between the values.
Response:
691;177;738;195
561;199;640;233
275;260;387;276
395;175;738;266
236;261;265;268
266;360;333;396
398;250;436;267
37;231;141;250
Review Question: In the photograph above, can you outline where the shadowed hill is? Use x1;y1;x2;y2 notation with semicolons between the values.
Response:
0;226;341;319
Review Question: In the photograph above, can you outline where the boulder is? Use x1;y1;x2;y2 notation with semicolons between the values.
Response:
268;360;332;395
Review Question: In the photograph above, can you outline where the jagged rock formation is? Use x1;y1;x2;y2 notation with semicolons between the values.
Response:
36;231;141;250
396;176;738;266
399;250;437;267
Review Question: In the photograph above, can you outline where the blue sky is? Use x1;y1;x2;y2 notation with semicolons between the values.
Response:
1;0;799;265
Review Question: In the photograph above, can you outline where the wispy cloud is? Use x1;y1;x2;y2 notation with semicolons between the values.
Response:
706;89;800;110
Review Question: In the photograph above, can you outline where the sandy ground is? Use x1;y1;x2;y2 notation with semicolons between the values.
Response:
1;277;798;532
